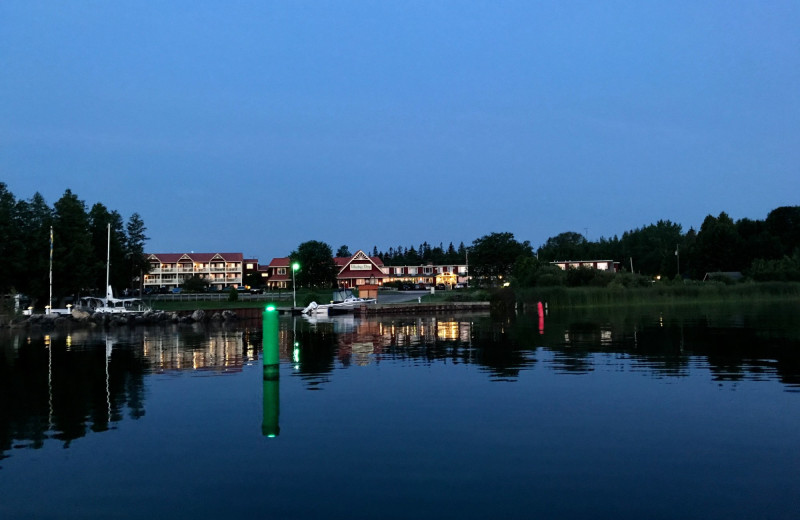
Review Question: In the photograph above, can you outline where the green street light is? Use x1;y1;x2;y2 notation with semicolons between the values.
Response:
292;262;300;309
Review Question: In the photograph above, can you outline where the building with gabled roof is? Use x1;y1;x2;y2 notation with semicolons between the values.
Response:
144;252;244;291
335;250;385;288
265;257;292;290
261;250;385;290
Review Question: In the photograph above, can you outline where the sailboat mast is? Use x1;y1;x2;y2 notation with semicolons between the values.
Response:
106;223;111;298
49;226;53;311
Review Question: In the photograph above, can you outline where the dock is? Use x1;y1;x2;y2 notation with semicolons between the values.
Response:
354;302;490;316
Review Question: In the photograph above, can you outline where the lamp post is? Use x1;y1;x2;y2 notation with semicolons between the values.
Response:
292;262;300;308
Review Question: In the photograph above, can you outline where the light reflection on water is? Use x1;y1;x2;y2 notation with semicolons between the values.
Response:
1;303;799;519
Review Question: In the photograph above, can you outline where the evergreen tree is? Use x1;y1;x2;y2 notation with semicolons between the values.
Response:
13;193;52;302
125;213;150;290
446;242;457;263
0;183;20;293
406;246;421;265
53;190;94;297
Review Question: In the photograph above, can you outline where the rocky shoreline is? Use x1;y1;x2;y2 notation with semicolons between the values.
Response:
1;309;241;330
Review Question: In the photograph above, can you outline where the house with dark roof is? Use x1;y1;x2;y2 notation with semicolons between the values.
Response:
265;257;292;290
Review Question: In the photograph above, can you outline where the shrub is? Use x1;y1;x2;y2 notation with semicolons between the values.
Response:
489;287;517;314
227;288;238;302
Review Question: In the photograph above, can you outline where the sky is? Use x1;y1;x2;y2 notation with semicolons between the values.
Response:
1;1;798;261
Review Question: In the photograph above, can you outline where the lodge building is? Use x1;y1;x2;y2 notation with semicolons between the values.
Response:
144;253;244;291
145;249;469;291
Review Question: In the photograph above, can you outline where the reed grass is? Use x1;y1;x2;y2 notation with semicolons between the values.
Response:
514;282;800;309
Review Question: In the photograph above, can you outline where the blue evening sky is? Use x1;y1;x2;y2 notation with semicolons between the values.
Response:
2;1;798;261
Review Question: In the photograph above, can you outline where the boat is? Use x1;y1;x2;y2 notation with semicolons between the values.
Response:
301;289;376;315
74;224;151;315
76;285;150;315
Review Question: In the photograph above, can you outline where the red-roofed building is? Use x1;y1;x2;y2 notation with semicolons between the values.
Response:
243;258;270;289
265;257;292;290
262;250;385;290
335;250;385;288
144;253;244;291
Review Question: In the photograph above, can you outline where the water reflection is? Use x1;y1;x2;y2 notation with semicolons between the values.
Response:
0;324;261;462
2;302;799;462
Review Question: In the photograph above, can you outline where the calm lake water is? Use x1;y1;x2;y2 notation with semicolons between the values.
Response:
1;302;799;519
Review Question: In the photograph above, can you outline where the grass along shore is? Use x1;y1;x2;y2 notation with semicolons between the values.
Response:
146;282;800;312
511;281;800;309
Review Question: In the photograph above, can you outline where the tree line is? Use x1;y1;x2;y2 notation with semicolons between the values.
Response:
475;206;800;288
533;207;800;282
294;205;799;290
359;206;800;287
365;241;469;266
0;183;149;305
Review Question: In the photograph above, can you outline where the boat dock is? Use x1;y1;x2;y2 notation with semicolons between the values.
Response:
355;301;490;316
180;302;491;319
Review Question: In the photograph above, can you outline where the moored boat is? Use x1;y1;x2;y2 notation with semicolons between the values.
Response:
301;289;376;315
76;285;151;315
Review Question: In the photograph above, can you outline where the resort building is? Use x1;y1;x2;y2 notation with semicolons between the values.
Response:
146;249;469;292
381;263;469;287
551;260;621;272
144;253;244;291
